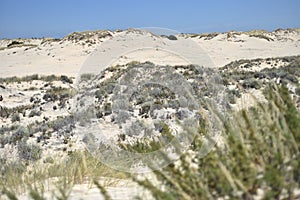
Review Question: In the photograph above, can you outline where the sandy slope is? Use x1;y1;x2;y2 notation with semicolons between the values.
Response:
1;29;299;78
193;31;300;67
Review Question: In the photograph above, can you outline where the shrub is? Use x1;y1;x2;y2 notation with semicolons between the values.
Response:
43;93;58;102
11;113;20;122
7;41;23;47
242;78;261;89
103;102;112;116
296;87;300;96
60;75;73;84
226;89;241;104
28;110;41;118
79;73;95;82
95;89;106;101
50;116;74;133
17;141;42;161
10;126;29;144
249;34;274;41
43;87;75;104
42;74;60;82
23;74;39;82
0;74;64;84
167;35;178;40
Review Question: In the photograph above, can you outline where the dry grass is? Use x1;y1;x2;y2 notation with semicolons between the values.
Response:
1;151;129;199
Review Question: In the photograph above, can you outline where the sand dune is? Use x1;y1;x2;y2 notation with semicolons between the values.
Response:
1;28;299;77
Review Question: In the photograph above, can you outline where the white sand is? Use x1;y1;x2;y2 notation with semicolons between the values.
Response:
1;29;299;78
192;31;300;67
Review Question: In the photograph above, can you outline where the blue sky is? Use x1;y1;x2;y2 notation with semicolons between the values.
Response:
0;0;299;38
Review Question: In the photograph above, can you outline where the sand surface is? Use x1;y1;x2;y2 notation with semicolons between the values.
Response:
1;29;299;78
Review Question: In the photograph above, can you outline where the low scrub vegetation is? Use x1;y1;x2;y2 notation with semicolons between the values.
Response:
0;57;299;199
132;84;300;200
0;74;73;84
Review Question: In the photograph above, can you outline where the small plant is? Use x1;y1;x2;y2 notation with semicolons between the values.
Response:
28;110;41;118
167;35;177;40
296;87;300;95
60;75;73;84
0;74;68;84
9;126;29;145
95;88;106;101
249;34;274;41
242;78;261;89
17;141;42;161
11;113;20;122
50;115;74;132
7;41;23;48
94;179;112;200
29;187;45;200
1;188;18;200
80;73;95;82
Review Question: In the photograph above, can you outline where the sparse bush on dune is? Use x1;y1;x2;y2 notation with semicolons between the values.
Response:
43;87;76;108
166;35;178;40
0;105;33;119
60;75;73;84
11;113;20;123
79;73;96;82
226;89;241;104
249;34;274;41
242;77;261;89
28;109;41;118
50;115;75;133
41;38;60;44
0;125;31;145
17;141;42;161
7;41;23;48
296;87;300;96
0;74;73;84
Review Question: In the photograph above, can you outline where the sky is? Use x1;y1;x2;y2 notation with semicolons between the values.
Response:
0;0;299;38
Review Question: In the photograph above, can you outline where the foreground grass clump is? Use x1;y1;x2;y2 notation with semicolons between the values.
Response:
0;151;129;199
133;84;300;200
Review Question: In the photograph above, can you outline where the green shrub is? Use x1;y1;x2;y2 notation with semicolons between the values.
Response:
10;126;29;145
60;75;73;84
296;87;300;95
11;113;20;122
28;110;41;118
167;35;177;40
7;41;23;47
17;141;42;161
0;74;69;84
249;34;274;41
80;73;95;82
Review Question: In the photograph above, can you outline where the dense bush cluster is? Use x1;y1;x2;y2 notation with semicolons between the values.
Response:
220;56;300;106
